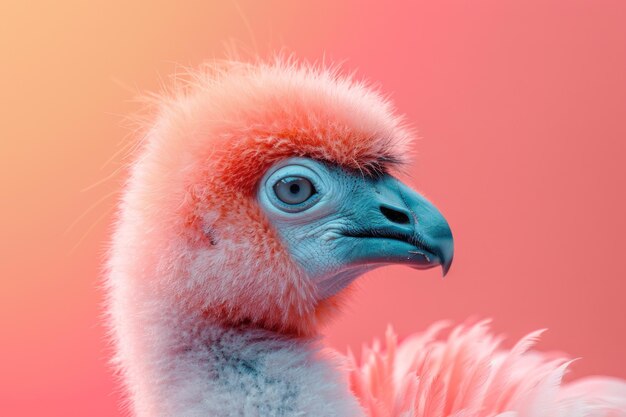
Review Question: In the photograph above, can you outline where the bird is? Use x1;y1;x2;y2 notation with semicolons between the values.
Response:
106;57;626;417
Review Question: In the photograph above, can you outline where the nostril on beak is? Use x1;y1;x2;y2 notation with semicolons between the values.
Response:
380;205;411;225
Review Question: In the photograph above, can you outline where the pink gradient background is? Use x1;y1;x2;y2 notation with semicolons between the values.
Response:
1;1;625;415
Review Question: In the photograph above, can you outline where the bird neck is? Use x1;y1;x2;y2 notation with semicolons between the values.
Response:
124;304;364;417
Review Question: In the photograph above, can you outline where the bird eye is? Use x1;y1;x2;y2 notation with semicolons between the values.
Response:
273;177;316;205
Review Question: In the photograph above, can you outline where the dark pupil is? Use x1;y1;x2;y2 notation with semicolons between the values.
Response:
290;184;301;194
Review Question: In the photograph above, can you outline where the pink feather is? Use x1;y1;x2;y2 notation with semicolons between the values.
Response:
347;321;626;417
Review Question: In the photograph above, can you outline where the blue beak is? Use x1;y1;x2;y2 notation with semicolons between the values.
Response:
341;175;454;276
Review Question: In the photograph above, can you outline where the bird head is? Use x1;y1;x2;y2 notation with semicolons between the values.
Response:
115;59;453;337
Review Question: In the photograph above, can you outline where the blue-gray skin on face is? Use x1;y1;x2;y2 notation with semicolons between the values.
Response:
257;157;454;300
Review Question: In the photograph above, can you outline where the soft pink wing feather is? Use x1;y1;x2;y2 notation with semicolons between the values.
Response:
347;321;626;417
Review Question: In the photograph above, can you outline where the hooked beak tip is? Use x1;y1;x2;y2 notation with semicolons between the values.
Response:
438;239;454;278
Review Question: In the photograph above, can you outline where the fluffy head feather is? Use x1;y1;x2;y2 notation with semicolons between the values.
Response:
108;58;416;342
